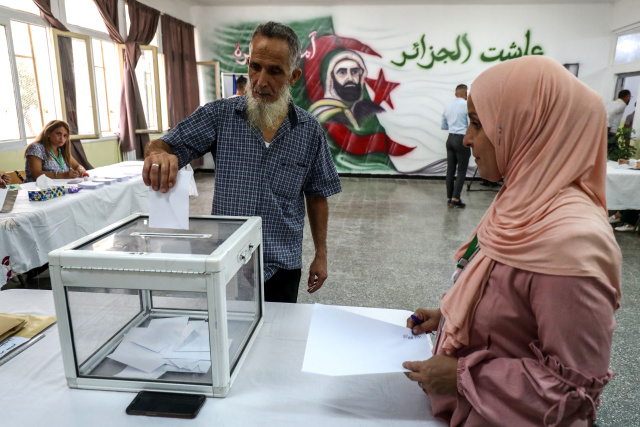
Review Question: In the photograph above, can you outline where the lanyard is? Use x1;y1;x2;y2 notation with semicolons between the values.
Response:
49;148;65;170
456;234;479;270
434;234;479;354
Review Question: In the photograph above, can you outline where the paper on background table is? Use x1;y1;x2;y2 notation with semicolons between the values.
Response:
302;304;432;376
148;169;192;229
0;189;7;208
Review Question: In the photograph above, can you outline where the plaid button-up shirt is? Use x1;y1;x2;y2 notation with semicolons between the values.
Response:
163;96;341;280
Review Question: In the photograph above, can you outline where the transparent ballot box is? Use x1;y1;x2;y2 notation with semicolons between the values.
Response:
48;213;263;397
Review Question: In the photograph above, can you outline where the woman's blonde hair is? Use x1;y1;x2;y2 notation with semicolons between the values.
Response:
26;120;71;164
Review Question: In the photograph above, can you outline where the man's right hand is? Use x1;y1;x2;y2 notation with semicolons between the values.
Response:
406;308;442;335
143;142;179;193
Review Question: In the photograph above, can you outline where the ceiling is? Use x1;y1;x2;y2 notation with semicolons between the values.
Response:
184;0;619;6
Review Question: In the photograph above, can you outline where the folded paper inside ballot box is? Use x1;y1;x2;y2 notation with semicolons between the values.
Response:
28;186;65;201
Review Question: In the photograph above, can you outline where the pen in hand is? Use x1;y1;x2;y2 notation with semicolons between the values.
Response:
410;314;423;325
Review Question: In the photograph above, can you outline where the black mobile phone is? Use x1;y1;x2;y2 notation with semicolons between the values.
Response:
125;391;206;419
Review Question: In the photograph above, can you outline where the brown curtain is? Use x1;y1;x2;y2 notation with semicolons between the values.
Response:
116;0;160;158
92;0;124;44
31;0;66;29
32;0;78;135
32;0;94;169
161;14;202;166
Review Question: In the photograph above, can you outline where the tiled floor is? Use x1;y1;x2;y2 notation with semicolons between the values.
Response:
190;172;638;426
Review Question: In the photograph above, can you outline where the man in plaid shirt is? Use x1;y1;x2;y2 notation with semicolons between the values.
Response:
143;22;341;303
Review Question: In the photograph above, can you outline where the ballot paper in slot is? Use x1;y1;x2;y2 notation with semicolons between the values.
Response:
49;212;264;397
148;169;192;230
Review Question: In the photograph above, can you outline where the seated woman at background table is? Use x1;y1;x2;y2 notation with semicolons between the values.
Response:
24;120;86;183
403;56;622;426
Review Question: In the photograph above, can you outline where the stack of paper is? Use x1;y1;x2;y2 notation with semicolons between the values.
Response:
109;316;213;379
105;175;131;182
79;181;104;190
92;178;117;185
0;313;56;363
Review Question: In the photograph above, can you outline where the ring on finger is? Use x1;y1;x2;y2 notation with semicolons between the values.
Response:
151;163;160;167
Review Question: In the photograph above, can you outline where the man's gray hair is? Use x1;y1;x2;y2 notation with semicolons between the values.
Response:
251;21;301;71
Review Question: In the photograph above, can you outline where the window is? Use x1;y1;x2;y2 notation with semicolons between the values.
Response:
134;45;162;133
158;53;168;131
52;29;99;139
0;23;21;145
0;0;40;16
92;39;120;134
64;0;108;34
614;31;640;65
12;20;57;139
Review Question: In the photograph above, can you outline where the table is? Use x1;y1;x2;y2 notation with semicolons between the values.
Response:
0;162;149;287
0;290;444;426
606;160;640;210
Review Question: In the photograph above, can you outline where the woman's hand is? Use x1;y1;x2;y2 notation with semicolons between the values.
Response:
0;173;9;188
403;355;459;395
407;308;442;335
65;169;81;179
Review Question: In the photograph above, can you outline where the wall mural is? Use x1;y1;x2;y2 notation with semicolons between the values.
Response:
210;16;544;175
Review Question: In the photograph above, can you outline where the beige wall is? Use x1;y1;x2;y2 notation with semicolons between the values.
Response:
0;138;121;172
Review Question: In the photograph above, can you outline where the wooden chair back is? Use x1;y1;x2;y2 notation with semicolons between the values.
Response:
7;170;26;184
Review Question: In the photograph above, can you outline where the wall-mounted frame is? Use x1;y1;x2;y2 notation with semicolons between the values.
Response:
51;28;99;140
563;63;579;77
220;72;248;99
196;61;220;104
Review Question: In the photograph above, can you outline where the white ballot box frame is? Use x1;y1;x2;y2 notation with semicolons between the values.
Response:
48;213;265;398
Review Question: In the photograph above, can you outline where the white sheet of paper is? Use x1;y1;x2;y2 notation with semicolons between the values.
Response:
302;304;432;376
148;169;192;229
127;326;174;353
114;365;168;380
174;322;209;352
0;189;7;208
107;339;166;373
0;336;28;358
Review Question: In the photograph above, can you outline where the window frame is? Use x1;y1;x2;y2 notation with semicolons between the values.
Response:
51;28;100;140
0;14;27;152
118;43;163;134
59;0;126;141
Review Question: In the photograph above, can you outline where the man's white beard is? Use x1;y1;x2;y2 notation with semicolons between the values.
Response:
246;81;292;131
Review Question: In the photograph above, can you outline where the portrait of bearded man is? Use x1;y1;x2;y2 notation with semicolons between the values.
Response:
310;50;384;130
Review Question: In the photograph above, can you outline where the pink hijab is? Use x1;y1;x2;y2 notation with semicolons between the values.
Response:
439;56;622;355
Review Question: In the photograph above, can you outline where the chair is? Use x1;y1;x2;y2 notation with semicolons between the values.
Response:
466;167;502;192
7;170;25;185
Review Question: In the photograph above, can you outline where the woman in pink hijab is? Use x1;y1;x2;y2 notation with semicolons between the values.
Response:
403;56;622;426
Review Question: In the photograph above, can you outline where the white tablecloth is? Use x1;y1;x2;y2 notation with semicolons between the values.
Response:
0;162;149;286
606;161;640;210
0;290;444;427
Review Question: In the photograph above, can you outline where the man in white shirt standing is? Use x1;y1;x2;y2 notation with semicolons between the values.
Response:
441;84;469;208
606;89;632;150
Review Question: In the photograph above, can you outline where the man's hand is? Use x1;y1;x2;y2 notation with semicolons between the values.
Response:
403;355;459;396
406;308;442;335
307;252;328;293
143;140;179;193
305;195;329;294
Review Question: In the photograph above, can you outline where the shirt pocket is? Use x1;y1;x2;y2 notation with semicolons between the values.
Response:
271;160;308;200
